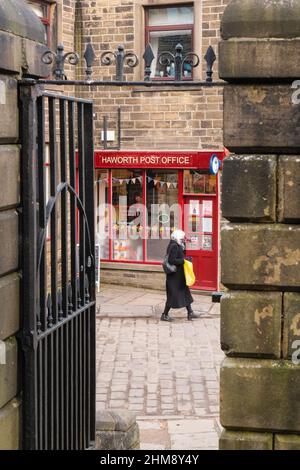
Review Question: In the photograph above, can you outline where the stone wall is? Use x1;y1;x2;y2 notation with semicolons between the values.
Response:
219;0;300;451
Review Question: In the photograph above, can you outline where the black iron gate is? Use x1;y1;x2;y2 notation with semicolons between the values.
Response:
20;83;96;450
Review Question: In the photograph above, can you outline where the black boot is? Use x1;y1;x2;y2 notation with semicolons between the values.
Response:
161;305;173;322
187;305;201;321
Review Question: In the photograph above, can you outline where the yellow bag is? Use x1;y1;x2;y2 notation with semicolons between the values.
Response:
184;259;196;287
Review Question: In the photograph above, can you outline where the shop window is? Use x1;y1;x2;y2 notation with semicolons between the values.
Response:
95;170;109;260
183;170;217;195
27;0;58;48
112;170;143;261
146;170;180;261
145;5;194;79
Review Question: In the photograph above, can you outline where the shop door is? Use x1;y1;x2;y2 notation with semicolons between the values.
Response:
183;196;218;291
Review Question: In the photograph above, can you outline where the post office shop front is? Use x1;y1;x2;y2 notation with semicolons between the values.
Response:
95;151;224;291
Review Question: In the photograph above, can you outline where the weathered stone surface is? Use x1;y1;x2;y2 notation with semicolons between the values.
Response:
0;31;22;74
0;76;18;142
95;423;140;450
0;146;19;210
222;155;277;222
0;273;19;341
220;358;300;432
274;434;300;450
0;398;20;450
0;210;18;277
278;156;300;222
96;409;137;432
221;0;300;39
219;39;300;80
219;430;273;450
0;30;49;77
283;293;300;360
224;85;300;154
0;336;18;409
222;224;300;290
221;291;282;358
23;40;49;78
0;0;45;43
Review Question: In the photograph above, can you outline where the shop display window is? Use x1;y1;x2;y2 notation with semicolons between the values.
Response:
183;170;216;195
146;170;179;261
95;170;109;259
112;169;143;261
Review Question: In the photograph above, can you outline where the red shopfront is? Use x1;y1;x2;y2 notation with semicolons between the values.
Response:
94;151;224;291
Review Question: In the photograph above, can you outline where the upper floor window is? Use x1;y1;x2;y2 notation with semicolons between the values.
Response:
145;5;194;79
27;0;57;48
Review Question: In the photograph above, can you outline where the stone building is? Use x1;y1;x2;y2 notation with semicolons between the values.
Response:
71;0;229;293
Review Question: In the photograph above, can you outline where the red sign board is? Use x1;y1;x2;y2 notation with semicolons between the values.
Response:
94;150;224;169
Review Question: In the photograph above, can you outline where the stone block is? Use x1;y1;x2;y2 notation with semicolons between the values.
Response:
0;398;20;450
0;145;20;210
95;409;140;450
0;336;18;409
0;210;18;276
224;85;300;154
0;30;22;74
23;40;50;78
0;273;20;341
219;40;300;80
283;293;300;360
219;430;273;450
221;0;300;39
278;156;300;222
0;76;18;142
96;409;136;432
222;155;277;222
220;358;300;432
96;423;140;450
221;291;282;358
221;223;300;290
274;434;300;450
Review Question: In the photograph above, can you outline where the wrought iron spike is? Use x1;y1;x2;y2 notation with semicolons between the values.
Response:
41;43;79;80
84;43;96;79
204;46;216;83
174;43;184;81
143;43;155;81
101;44;139;81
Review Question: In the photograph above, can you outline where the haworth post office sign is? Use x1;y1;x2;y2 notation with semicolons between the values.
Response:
95;151;224;169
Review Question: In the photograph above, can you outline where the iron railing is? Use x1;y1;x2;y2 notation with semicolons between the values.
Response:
41;42;217;84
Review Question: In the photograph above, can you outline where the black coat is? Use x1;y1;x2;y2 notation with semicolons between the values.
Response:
165;240;194;309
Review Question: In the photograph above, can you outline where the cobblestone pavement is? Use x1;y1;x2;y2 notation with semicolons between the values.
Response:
96;284;223;450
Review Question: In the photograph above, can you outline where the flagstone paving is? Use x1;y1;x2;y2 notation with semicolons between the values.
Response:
96;285;223;450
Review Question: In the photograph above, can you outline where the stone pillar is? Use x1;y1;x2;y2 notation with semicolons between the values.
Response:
0;0;48;449
219;0;300;450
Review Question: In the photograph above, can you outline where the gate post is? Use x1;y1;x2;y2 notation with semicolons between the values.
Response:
19;83;40;450
219;1;300;450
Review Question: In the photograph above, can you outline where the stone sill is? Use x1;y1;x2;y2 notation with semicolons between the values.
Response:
132;83;224;93
101;262;163;273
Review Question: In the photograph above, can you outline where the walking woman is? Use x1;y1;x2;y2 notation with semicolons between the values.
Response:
161;230;200;322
